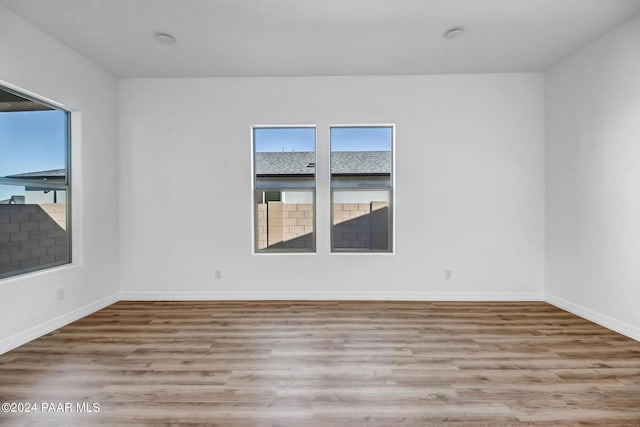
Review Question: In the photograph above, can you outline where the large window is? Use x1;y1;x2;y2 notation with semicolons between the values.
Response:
331;126;393;252
253;127;316;252
0;86;71;279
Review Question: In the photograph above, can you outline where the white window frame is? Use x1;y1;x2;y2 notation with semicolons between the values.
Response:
0;84;72;279
251;125;317;254
329;124;395;254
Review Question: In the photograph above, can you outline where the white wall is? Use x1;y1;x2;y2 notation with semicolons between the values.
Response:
281;191;313;204
546;14;640;340
1;0;637;352
118;74;545;300
333;190;389;204
0;6;119;352
24;189;66;205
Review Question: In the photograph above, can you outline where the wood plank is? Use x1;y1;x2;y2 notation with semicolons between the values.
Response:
0;301;638;425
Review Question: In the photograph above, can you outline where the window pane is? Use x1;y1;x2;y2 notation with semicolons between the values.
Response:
332;190;390;251
256;190;314;251
331;127;391;183
254;127;316;252
331;126;393;252
0;109;68;182
0;184;69;277
0;86;70;278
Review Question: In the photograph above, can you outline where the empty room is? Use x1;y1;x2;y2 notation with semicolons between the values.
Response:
1;0;639;425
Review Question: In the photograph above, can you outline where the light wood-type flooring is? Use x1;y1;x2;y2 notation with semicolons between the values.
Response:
0;301;639;426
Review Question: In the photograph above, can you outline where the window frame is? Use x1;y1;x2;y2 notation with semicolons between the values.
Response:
252;125;317;254
0;84;72;279
329;124;394;254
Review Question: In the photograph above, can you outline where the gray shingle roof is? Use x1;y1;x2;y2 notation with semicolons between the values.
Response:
331;151;391;175
255;152;315;175
5;169;66;179
255;151;390;175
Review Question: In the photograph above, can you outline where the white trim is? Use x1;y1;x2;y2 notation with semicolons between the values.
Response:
251;124;319;255
0;293;118;355
0;263;80;285
329;252;396;256
545;294;640;342
119;291;543;301
12;292;639;356
70;111;84;267
0;79;66;108
329;124;396;254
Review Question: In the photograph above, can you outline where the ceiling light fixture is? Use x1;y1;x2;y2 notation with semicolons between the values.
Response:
443;27;465;40
154;32;176;45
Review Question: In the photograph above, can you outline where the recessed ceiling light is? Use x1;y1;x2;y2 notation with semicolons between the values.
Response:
154;32;176;45
443;27;465;40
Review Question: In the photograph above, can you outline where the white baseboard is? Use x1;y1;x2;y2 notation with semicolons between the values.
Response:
545;294;640;342
119;290;544;301
0;293;119;355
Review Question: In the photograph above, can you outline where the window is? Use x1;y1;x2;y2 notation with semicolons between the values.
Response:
331;126;393;252
253;127;316;252
0;86;71;279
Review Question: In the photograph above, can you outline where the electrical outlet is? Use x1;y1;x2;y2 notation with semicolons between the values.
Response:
56;287;65;300
214;270;222;280
445;270;453;280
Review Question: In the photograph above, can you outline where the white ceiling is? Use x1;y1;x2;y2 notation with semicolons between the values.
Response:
2;0;640;78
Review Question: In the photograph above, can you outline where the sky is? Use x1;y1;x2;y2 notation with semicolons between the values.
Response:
254;126;392;152
0;110;67;201
1;122;391;201
254;127;315;152
330;127;392;152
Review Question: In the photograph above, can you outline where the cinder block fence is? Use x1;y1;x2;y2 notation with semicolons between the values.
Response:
257;201;388;250
0;204;68;274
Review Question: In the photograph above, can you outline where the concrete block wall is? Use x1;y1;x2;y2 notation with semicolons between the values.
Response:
0;204;68;275
267;202;284;246
256;204;268;249
370;201;389;249
256;201;389;250
39;204;66;230
282;203;313;244
257;202;314;250
333;202;389;249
